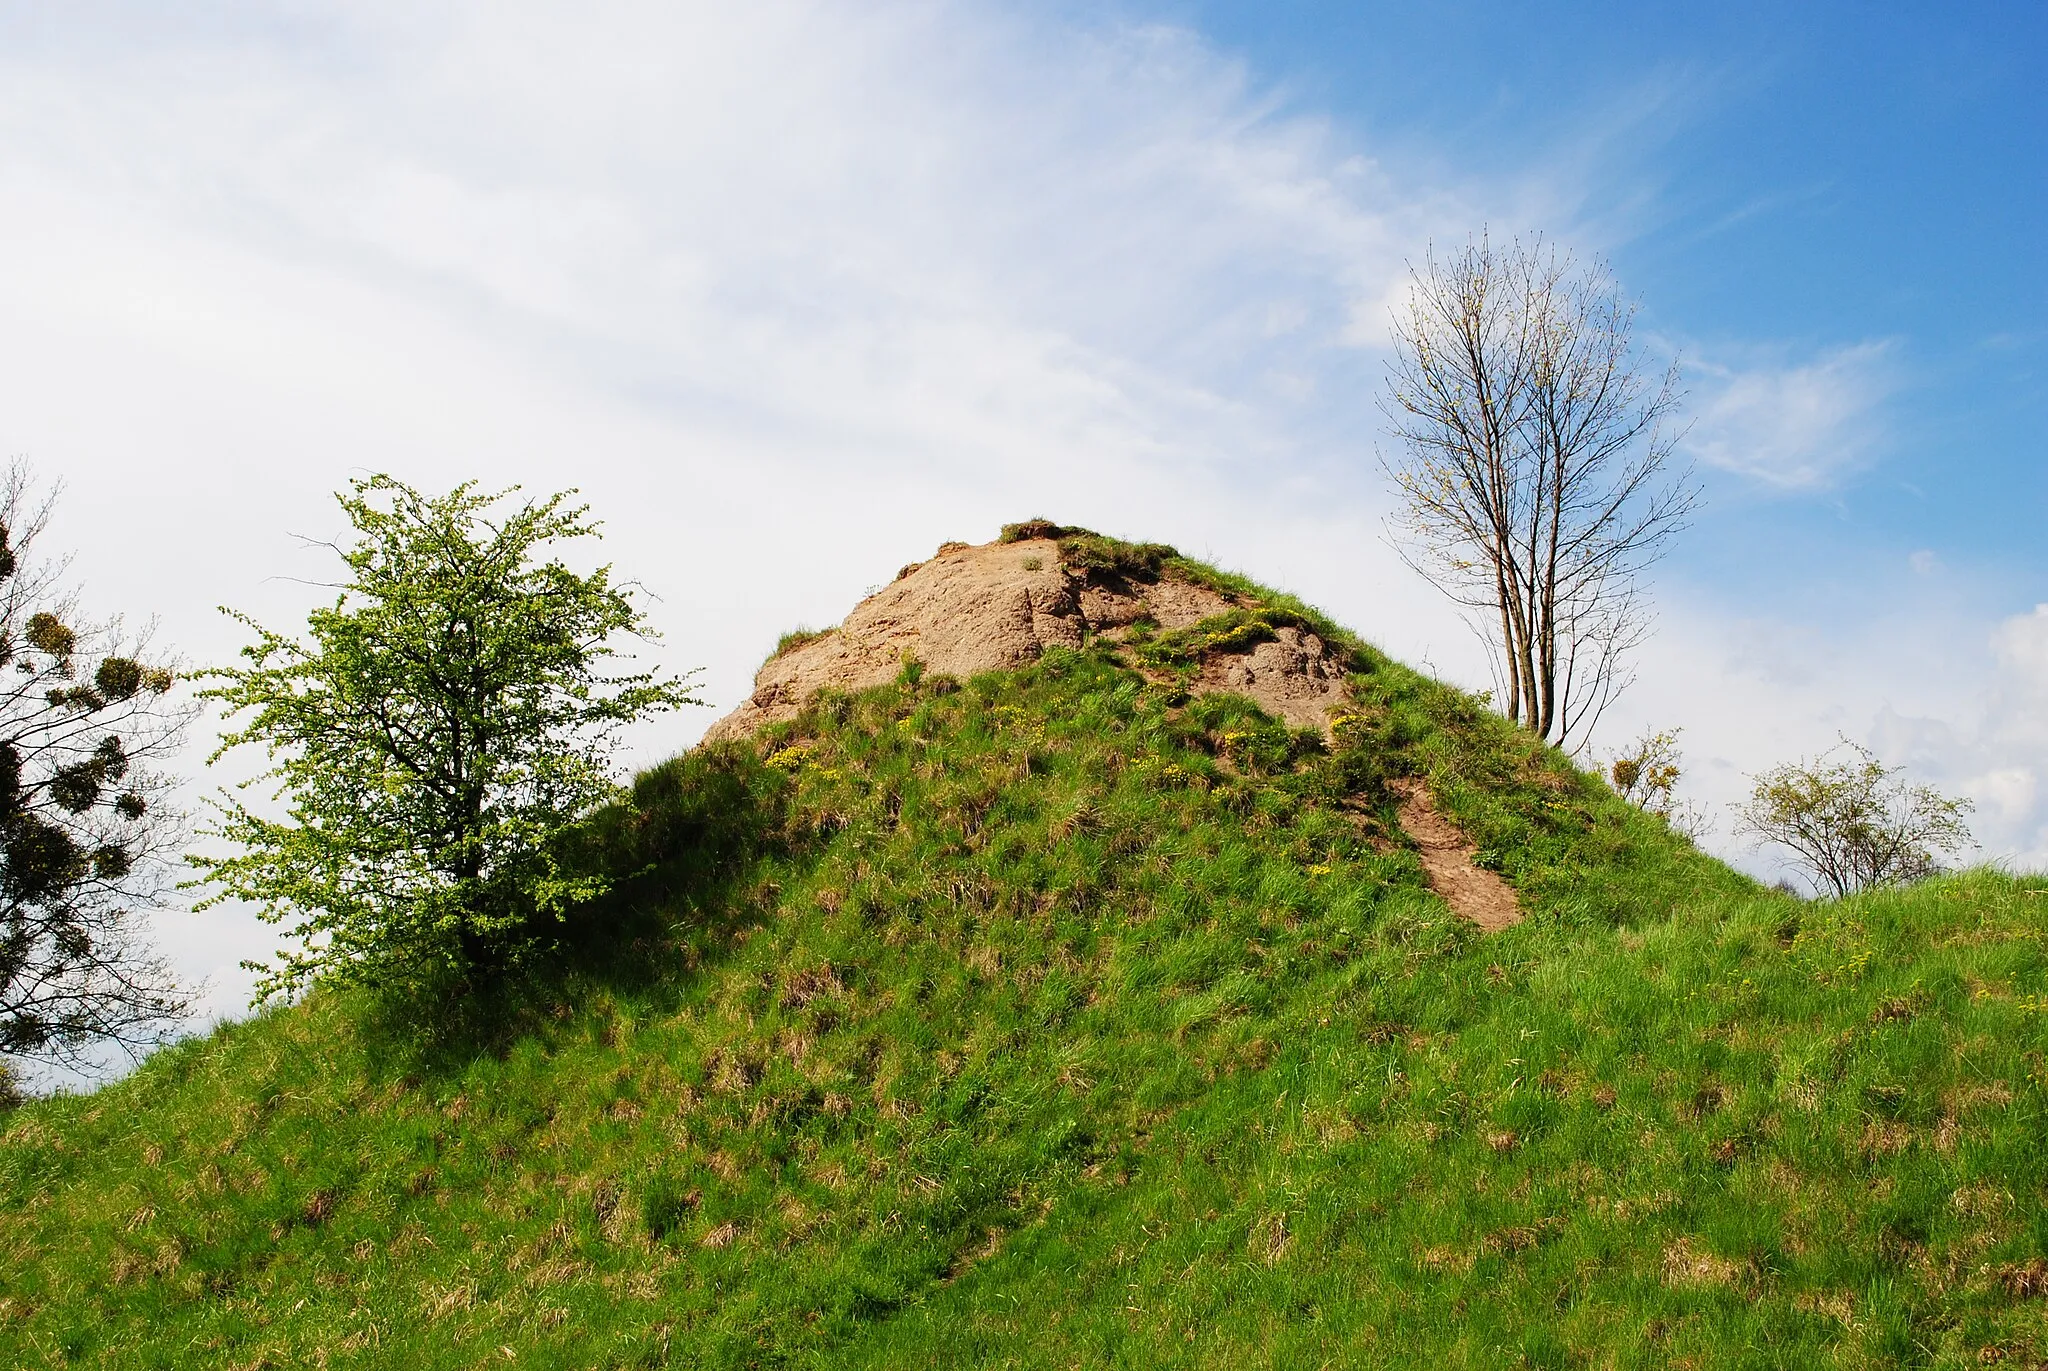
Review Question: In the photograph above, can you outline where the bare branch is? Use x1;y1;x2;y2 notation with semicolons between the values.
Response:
1378;234;1697;751
0;462;195;1077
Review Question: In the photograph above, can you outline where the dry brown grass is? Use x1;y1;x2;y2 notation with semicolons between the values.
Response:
1661;1237;1750;1291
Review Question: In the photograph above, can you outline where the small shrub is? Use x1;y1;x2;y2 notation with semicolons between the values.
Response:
1608;727;1709;841
1736;740;1974;897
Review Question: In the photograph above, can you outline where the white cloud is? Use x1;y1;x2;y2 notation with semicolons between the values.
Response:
1993;604;2048;689
1601;593;2048;885
1922;604;2048;869
0;3;2032;1083
1867;634;2048;872
1681;340;1898;488
0;1;1508;1065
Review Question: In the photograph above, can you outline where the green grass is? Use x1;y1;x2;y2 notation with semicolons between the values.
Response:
4;577;2048;1368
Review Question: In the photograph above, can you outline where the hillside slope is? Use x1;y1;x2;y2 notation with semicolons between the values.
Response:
3;530;2046;1369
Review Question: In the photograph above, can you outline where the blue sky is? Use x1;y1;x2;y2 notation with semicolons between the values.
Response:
1173;0;2048;601
0;0;2043;1048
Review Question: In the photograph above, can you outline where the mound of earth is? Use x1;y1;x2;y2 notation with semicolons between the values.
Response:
703;525;1513;932
704;530;1349;741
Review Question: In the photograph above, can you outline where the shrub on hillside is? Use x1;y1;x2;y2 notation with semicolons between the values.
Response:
192;475;704;997
1736;740;1973;897
1608;727;1710;841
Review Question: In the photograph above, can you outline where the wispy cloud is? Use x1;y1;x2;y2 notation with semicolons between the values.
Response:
0;1;1511;1037
1680;339;1899;488
1681;181;1835;244
0;2;2033;1070
1864;603;2048;870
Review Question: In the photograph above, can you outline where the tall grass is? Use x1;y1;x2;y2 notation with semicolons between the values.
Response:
2;629;2044;1368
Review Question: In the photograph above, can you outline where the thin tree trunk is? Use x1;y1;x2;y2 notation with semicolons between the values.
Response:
1379;235;1693;753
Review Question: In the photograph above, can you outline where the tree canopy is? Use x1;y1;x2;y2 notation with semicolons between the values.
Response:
191;476;701;997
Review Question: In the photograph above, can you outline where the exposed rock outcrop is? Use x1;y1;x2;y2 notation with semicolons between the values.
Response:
702;533;1356;742
1196;625;1349;733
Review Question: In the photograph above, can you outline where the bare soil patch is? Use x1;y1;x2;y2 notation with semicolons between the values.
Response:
1195;625;1349;733
1389;778;1523;931
705;535;1235;742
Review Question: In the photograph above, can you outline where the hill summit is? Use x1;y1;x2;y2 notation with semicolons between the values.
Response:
3;525;2046;1368
711;522;1515;931
707;522;1347;740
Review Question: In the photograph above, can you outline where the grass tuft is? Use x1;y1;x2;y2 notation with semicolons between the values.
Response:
773;625;833;659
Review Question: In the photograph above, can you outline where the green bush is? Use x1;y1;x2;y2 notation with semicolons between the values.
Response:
192;475;704;997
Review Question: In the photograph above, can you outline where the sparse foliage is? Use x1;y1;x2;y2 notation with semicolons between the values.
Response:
0;464;193;1071
191;476;703;998
1380;233;1696;750
1735;740;1974;897
1609;727;1709;840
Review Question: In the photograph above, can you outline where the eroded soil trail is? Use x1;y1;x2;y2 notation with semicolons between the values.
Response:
1389;778;1524;931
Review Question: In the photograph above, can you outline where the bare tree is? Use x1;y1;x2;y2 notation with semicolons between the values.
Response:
1380;234;1697;750
0;464;194;1078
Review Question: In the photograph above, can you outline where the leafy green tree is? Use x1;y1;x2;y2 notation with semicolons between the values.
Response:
1735;740;1974;898
191;476;701;997
0;464;193;1074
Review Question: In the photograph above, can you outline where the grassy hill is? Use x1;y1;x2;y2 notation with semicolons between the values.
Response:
4;550;2047;1368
